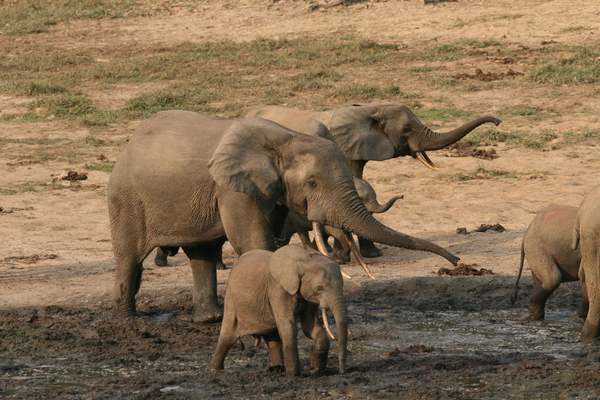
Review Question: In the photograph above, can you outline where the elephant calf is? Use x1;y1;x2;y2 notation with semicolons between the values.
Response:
512;205;585;320
211;245;347;377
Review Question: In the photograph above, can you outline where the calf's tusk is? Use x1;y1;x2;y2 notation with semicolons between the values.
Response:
322;308;336;341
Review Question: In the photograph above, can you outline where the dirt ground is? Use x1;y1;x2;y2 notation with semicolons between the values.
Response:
2;0;600;398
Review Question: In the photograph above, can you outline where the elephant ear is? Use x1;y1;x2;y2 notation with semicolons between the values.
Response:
328;105;395;161
303;118;334;141
268;245;315;295
208;118;293;211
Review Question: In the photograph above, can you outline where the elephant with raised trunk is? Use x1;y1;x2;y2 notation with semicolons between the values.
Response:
572;186;600;342
108;111;459;323
211;245;347;377
247;103;501;257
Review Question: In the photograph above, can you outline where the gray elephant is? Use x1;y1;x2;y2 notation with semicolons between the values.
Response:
154;177;402;268
512;205;584;320
247;103;501;257
211;245;346;377
107;111;459;323
572;186;600;341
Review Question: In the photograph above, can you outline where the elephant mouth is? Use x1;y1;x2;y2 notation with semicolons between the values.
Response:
414;151;437;170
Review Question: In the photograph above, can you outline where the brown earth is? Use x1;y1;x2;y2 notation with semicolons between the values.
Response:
2;1;600;398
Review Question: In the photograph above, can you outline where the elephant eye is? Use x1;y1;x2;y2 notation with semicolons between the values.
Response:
316;285;324;292
306;178;317;189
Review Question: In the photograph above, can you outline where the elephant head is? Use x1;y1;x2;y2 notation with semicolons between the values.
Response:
328;103;502;169
269;245;347;373
208;118;459;265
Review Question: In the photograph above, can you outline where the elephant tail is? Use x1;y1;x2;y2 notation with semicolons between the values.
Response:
572;212;580;251
511;238;526;306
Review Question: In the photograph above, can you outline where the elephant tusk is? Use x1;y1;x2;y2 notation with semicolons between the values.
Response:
322;308;336;341
343;231;375;279
341;270;352;280
416;151;438;170
312;221;332;257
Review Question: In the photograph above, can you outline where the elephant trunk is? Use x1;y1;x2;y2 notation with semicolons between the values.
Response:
324;182;459;265
330;297;347;374
415;116;502;152
365;195;403;214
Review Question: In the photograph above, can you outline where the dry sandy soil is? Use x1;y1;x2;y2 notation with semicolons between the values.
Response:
2;0;600;398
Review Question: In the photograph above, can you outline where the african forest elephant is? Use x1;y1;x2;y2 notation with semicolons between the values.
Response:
512;205;584;320
573;186;600;341
211;245;347;376
153;178;401;268
247;103;501;257
107;111;459;323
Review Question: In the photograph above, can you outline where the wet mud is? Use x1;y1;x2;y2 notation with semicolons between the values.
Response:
2;276;600;399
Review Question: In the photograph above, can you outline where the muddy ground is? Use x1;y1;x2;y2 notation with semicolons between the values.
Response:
2;0;600;398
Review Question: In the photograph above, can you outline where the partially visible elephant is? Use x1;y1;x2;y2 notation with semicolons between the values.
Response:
247;103;501;256
512;205;584;320
572;186;600;341
211;245;347;376
108;111;459;323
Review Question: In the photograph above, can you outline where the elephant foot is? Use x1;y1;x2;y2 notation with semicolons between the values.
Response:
154;252;169;267
359;240;383;258
581;321;599;342
309;351;328;372
268;365;285;374
113;300;136;318
527;304;545;321
192;304;223;323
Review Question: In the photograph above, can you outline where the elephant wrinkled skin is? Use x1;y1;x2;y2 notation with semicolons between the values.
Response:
211;245;347;376
107;111;459;323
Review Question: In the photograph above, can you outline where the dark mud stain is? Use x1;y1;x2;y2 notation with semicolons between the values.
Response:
454;68;523;81
437;263;494;276
2;277;600;399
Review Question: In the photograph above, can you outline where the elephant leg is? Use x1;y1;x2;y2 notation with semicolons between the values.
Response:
183;242;223;323
300;303;330;372
358;237;383;258
332;237;351;264
215;246;226;270
263;331;284;371
579;268;589;319
581;248;600;342
210;309;237;370
218;190;277;253
528;266;560;321
269;292;300;377
112;255;144;316
155;247;168;267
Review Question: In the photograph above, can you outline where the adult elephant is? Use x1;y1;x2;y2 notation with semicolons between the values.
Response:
247;103;501;257
107;111;459;323
572;186;600;341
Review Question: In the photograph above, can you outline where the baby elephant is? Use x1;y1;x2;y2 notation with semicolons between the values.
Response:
211;245;348;377
512;205;585;320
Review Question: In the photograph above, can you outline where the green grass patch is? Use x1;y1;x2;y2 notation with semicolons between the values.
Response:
530;47;600;84
85;161;114;172
420;39;501;61
31;94;96;118
417;107;472;122
463;128;559;149
0;0;147;35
